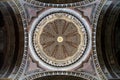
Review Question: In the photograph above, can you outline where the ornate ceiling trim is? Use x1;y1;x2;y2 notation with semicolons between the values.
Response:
9;0;28;80
92;0;108;80
23;71;98;80
23;0;96;8
0;1;26;79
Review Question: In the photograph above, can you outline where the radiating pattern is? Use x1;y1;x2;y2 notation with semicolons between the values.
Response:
33;13;87;66
40;19;80;60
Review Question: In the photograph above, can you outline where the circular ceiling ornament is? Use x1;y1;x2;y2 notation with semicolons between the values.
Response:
29;8;91;70
33;13;86;66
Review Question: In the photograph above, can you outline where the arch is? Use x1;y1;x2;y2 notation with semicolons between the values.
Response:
34;75;86;80
24;0;96;8
96;0;120;79
0;1;25;78
23;71;97;80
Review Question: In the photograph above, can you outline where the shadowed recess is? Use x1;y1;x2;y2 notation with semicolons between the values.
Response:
115;14;120;66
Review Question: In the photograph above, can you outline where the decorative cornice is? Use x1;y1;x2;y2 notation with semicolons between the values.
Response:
23;0;96;8
23;71;98;80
